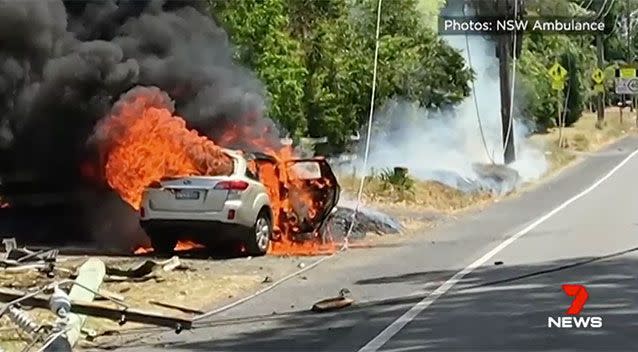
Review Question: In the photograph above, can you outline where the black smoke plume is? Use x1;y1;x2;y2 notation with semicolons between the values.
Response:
0;0;279;249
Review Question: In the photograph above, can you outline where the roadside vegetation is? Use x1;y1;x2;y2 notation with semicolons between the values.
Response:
210;0;638;153
207;0;638;216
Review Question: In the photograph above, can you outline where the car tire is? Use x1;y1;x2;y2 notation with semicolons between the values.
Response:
244;210;271;256
149;232;177;254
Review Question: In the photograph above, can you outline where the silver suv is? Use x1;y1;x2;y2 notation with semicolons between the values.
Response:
139;150;340;256
139;149;273;255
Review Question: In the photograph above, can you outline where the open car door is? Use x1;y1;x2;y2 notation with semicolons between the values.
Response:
284;158;340;238
246;153;339;242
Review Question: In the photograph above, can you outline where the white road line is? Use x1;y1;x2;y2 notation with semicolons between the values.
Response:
358;147;638;352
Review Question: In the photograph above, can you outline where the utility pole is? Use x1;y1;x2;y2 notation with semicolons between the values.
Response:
596;34;605;128
627;6;638;124
496;0;518;164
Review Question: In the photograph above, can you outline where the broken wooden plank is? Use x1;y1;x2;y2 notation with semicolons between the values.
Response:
0;287;192;330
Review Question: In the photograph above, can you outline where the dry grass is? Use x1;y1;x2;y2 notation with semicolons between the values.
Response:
530;109;637;173
339;175;493;214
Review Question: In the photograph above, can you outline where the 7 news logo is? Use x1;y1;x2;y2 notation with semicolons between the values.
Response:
547;284;603;328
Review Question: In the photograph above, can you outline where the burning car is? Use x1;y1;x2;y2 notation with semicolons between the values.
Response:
138;149;340;256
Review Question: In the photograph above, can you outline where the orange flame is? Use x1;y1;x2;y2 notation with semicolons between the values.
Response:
174;240;205;251
133;240;205;254
97;87;334;256
94;87;233;210
134;246;153;255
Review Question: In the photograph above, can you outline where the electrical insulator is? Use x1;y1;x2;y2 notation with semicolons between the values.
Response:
49;285;71;318
6;306;40;335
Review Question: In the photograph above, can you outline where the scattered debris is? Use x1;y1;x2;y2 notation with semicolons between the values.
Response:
494;261;504;266
103;256;189;282
262;276;272;283
311;288;354;312
0;247;198;351
0;287;193;330
325;204;402;240
1;238;59;275
66;258;106;347
297;262;305;269
148;300;204;315
160;256;183;272
311;296;354;313
1;238;16;253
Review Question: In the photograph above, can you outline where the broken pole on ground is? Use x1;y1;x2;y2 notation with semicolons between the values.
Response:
0;287;193;330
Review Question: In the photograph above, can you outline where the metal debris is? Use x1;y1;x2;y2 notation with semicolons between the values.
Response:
2;237;16;253
324;204;402;240
103;256;190;282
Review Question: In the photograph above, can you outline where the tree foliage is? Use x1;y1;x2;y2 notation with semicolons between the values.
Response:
210;0;471;152
210;0;308;139
209;0;628;147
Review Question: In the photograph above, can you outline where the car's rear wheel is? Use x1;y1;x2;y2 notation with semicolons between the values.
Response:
243;211;271;256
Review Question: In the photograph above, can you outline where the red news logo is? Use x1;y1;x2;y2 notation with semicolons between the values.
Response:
562;284;588;315
547;284;603;328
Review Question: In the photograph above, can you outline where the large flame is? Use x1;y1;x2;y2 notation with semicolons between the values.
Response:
95;87;334;255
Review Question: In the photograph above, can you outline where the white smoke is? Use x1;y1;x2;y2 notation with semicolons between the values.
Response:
345;22;548;192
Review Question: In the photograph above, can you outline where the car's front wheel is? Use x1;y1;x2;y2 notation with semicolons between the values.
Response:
243;211;271;256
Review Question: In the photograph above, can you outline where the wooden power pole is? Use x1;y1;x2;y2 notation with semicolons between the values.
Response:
496;0;519;164
596;34;605;128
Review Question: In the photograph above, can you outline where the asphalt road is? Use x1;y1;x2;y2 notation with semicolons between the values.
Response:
112;136;638;352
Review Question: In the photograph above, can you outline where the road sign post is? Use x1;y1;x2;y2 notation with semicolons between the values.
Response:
592;67;605;128
614;66;638;126
549;62;568;147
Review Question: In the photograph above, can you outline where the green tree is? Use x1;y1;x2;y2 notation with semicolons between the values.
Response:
212;0;471;153
209;0;308;139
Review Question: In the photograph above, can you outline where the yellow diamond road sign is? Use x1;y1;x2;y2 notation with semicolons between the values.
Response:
552;79;565;91
549;62;568;81
591;68;604;84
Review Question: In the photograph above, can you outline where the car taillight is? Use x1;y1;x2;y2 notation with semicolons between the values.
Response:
214;180;249;191
140;207;145;217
